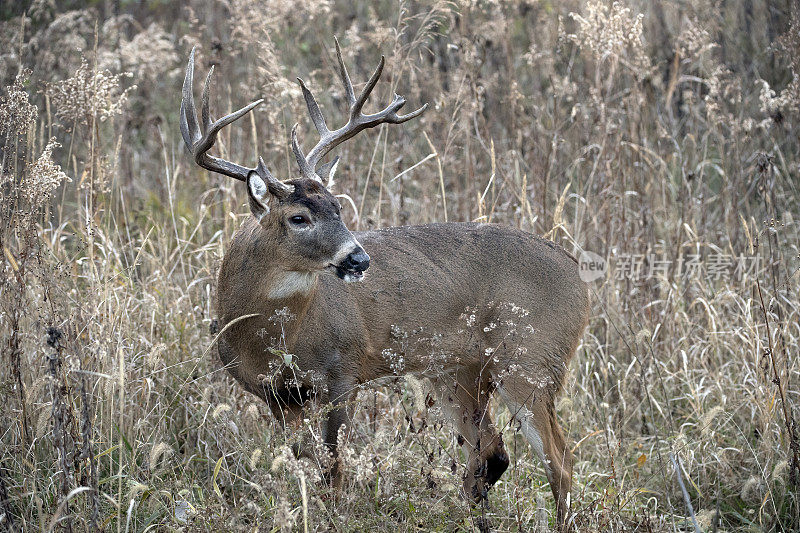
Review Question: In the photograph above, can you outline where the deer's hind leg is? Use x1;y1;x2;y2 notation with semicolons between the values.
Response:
498;380;573;527
439;368;509;502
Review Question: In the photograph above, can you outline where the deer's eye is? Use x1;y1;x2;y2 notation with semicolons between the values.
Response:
289;215;310;226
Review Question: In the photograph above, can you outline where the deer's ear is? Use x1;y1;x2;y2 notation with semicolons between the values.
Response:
247;172;271;220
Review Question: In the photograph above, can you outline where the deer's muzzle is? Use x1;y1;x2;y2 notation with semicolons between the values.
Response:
334;247;370;282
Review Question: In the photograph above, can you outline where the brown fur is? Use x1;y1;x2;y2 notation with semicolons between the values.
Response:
215;178;589;524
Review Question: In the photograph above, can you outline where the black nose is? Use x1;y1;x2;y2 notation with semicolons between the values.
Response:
343;248;370;272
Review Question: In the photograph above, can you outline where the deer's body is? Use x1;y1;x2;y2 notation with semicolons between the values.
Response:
180;41;589;525
219;220;586;394
218;218;588;517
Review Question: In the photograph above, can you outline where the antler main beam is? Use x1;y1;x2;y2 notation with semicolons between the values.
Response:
180;47;263;182
293;37;428;181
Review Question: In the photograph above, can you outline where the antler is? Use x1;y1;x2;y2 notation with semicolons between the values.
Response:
293;37;428;182
180;47;292;195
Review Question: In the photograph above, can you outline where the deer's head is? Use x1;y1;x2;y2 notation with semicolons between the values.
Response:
180;40;426;282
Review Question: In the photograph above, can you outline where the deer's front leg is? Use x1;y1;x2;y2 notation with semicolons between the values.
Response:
266;386;307;428
320;377;355;488
263;382;314;460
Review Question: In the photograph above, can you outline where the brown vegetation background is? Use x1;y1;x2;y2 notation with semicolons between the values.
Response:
1;0;799;531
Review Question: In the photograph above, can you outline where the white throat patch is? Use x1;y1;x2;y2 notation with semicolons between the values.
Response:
267;271;318;300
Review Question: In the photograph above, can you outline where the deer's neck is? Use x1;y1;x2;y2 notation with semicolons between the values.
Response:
218;220;319;340
256;268;319;349
248;267;320;332
266;271;318;300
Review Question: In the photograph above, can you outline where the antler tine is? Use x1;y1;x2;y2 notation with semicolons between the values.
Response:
291;124;317;179
180;47;202;148
201;67;214;133
295;39;428;177
333;37;356;106
180;47;265;183
297;78;329;137
198;98;263;155
351;56;385;117
384;101;429;124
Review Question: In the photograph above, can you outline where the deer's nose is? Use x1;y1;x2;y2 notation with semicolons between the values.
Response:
343;248;370;272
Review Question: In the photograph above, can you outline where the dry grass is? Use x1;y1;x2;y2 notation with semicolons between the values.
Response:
1;0;799;531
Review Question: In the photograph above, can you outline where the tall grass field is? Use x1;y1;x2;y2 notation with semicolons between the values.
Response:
1;1;799;531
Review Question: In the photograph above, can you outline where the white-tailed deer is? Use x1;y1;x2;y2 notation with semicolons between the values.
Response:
180;40;589;525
